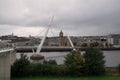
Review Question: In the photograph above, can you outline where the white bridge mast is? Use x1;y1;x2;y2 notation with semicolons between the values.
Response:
36;16;54;54
67;33;76;51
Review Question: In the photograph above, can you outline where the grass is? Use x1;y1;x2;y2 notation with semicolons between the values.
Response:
12;76;120;80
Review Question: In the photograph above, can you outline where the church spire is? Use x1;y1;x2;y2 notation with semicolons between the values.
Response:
59;30;63;37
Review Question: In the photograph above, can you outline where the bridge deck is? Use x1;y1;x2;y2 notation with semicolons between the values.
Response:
15;46;120;52
15;46;73;52
0;47;120;53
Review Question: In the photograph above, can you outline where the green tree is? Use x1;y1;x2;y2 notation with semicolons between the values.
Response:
81;43;88;47
64;50;85;76
43;59;57;65
90;42;99;47
109;44;113;47
84;48;105;76
11;53;30;77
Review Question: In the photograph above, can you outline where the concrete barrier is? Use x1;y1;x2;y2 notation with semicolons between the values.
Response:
0;51;16;80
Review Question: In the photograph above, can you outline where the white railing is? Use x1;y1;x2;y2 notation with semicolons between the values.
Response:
0;47;14;53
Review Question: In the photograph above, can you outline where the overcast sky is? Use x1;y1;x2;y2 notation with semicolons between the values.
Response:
0;0;120;37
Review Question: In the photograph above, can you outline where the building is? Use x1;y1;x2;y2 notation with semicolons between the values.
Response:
41;30;70;47
59;30;64;46
107;34;120;47
0;34;30;46
1;33;119;48
41;30;111;48
58;30;70;46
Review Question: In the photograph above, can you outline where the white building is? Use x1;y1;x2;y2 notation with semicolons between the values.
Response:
107;34;120;48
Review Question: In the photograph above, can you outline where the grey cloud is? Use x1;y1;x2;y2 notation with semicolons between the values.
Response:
0;0;120;36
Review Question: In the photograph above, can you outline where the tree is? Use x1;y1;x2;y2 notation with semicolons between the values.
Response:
11;53;30;77
64;50;85;76
43;59;57;65
84;48;105;76
81;43;88;47
90;42;99;47
109;44;113;47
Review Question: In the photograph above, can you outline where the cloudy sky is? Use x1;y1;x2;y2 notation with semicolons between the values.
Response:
0;0;120;37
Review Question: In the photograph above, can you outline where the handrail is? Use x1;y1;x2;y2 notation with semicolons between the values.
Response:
0;48;14;53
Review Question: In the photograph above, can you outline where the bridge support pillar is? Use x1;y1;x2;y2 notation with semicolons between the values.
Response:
0;51;16;80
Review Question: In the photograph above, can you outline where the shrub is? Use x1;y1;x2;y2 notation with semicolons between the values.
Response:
11;53;30;77
84;47;105;76
29;63;60;77
90;42;99;47
81;43;88;47
43;59;57;65
64;50;85;76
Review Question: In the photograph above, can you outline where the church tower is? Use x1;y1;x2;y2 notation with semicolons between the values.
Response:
59;30;63;37
59;30;65;46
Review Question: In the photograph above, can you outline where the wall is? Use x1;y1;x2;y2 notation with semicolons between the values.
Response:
0;51;16;80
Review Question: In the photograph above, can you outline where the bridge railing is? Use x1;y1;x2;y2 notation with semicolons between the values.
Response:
0;47;14;53
0;47;13;50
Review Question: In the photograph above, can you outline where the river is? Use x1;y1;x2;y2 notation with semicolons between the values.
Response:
16;51;120;67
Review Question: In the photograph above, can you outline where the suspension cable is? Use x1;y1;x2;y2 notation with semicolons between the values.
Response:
50;26;55;37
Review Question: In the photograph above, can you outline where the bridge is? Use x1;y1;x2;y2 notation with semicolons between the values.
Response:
15;46;120;52
15;46;73;52
0;17;74;80
0;17;75;80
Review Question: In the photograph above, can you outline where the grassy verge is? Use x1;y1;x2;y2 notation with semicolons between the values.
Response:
12;76;120;80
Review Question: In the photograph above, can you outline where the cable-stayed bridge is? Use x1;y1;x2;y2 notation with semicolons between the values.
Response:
0;16;75;80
